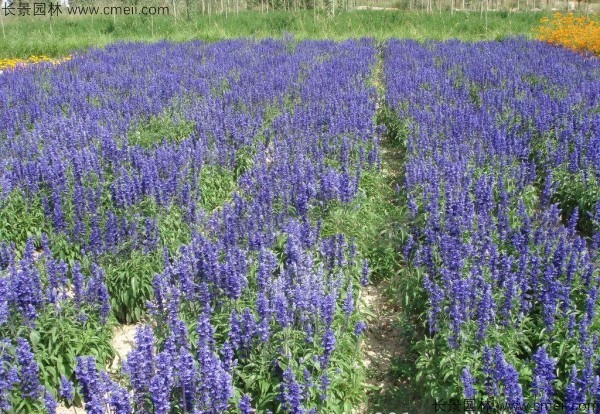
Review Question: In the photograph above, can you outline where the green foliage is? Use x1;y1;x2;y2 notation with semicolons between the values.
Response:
552;168;600;235
1;301;114;410
376;106;410;149
320;169;406;282
0;191;48;250
0;11;545;60
157;205;194;251
50;234;87;265
103;249;163;323
199;166;238;212
31;305;115;392
127;114;196;149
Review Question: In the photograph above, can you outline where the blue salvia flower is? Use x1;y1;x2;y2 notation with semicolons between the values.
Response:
59;374;75;402
383;38;600;409
477;282;495;341
541;263;560;332
565;366;584;414
142;218;159;253
108;380;132;414
151;272;169;314
74;356;105;414
44;389;58;414
222;247;248;300
0;243;13;271
461;368;476;399
335;234;346;268
0;340;18;412
16;338;41;400
342;285;354;321
197;308;216;352
567;207;579;235
0;278;9;327
321;328;336;368
257;248;277;291
319;372;330;402
2;37;542;412
86;264;110;324
197;339;233;413
213;367;234;412
149;354;173;414
239;393;253;414
360;259;370;287
424;277;444;334
354;321;367;337
89;214;103;256
347;239;357;267
273;286;291;329
13;245;43;323
97;282;111;324
240;308;257;351
482;347;497;397
178;347;197;411
492;346;524;412
302;368;314;401
51;187;66;233
320;293;336;328
220;339;237;373
286;234;303;268
281;368;305;414
581;335;598;394
104;210;119;254
256;291;271;341
532;346;556;412
124;325;156;410
72;262;84;308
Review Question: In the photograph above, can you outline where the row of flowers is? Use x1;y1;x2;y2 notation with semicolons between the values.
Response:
385;38;600;410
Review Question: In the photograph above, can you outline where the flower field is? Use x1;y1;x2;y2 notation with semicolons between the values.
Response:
0;36;598;413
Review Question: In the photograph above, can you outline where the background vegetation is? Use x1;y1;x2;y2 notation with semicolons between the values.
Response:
0;10;548;58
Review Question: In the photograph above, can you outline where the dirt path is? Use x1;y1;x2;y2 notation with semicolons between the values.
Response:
109;324;139;372
361;282;409;414
359;47;422;413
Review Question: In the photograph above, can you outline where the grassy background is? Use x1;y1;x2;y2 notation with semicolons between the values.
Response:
0;10;547;58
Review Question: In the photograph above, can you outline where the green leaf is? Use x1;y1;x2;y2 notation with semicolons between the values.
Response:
30;330;41;348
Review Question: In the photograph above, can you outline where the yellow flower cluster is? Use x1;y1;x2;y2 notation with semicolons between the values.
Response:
535;13;600;56
0;55;71;71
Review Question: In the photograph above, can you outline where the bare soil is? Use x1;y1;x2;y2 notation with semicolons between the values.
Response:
360;282;410;414
109;324;139;372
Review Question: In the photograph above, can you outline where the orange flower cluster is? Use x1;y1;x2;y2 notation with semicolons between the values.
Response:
0;55;71;71
535;12;600;56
